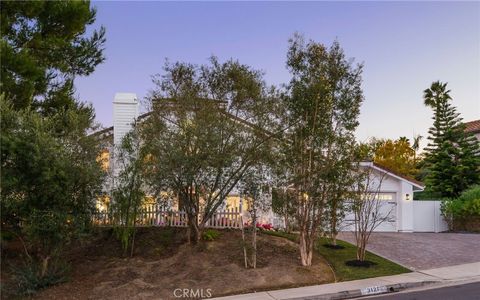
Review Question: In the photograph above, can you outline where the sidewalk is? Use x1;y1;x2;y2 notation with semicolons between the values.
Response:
212;262;480;300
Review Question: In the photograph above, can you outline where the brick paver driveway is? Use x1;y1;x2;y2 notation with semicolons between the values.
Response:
338;232;480;270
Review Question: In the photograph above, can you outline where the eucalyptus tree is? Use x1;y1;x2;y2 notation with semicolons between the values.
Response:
279;34;363;266
142;58;280;243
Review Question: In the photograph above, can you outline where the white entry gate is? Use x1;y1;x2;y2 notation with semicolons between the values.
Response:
413;200;448;232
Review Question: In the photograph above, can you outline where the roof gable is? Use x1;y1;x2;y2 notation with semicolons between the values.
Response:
361;162;425;190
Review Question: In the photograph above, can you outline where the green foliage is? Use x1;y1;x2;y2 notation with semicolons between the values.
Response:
422;81;480;198
1;95;104;292
413;190;442;200
143;57;278;242
1;95;104;230
277;34;363;265
9;258;69;295
360;137;418;178
202;229;221;241
442;185;480;221
111;126;148;256
1;1;106;110
271;188;297;231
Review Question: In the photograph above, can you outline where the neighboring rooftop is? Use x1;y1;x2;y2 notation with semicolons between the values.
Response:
464;119;480;134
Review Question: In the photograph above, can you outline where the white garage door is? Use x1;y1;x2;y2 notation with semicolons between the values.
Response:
341;192;397;232
375;193;397;232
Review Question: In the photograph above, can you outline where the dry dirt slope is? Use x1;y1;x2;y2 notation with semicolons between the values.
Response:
33;228;334;300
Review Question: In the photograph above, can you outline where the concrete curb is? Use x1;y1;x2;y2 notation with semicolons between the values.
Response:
279;281;438;300
213;263;480;300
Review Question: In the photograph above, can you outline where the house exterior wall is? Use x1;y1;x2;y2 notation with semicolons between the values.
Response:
113;93;138;147
473;132;480;142
397;180;414;232
112;93;138;176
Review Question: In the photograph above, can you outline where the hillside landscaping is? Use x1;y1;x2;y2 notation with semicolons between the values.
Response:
2;228;334;299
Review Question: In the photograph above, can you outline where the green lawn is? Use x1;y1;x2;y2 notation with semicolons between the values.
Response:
263;231;410;281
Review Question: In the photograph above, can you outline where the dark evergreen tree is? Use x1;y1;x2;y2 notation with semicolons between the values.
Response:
1;1;106;111
423;81;480;198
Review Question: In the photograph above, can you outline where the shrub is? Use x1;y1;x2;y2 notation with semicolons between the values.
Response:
9;258;69;296
442;185;480;230
202;229;220;241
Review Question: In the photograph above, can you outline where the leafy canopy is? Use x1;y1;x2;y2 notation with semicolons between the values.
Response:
0;95;105;255
143;57;279;242
277;34;363;266
1;1;106;111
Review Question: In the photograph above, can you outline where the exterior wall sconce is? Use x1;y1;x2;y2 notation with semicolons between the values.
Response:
405;194;410;201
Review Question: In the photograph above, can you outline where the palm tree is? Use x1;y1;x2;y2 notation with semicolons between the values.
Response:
423;81;451;108
412;134;423;163
423;81;452;145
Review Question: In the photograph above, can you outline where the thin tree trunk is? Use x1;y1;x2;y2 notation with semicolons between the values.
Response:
252;212;257;269
241;220;248;269
130;229;136;257
284;215;290;233
130;205;138;257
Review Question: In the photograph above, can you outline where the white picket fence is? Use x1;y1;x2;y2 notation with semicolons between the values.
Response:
92;205;242;229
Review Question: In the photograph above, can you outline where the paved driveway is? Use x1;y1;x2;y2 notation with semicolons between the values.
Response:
338;232;480;270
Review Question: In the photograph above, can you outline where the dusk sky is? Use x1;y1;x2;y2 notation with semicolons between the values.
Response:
76;1;480;148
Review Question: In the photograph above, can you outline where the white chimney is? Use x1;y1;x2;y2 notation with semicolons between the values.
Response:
113;93;138;147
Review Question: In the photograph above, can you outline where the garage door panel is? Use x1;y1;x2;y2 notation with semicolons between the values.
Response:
342;192;397;232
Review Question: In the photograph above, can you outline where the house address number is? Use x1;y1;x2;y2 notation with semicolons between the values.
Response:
360;285;388;295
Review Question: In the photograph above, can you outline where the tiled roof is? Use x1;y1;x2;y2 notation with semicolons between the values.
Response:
464;120;480;133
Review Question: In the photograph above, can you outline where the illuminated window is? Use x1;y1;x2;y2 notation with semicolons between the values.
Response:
96;195;110;212
97;149;110;171
377;193;394;201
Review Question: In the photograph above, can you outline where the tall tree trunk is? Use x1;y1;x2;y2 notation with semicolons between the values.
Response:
299;232;313;266
188;216;201;244
331;232;337;246
330;212;338;246
284;215;290;233
356;238;366;261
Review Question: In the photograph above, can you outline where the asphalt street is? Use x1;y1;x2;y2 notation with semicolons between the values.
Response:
361;282;480;300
